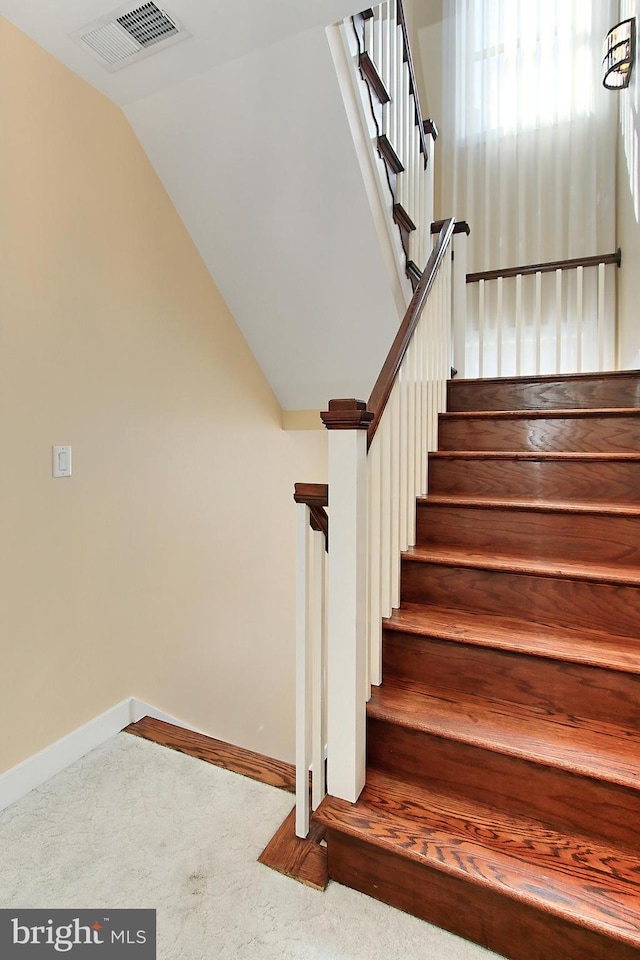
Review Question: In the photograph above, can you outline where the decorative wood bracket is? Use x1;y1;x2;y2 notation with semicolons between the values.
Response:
406;259;422;291
358;52;391;105
431;219;471;236
423;118;439;140
294;483;329;548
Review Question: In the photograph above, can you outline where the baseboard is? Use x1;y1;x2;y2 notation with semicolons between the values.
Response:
129;699;199;732
0;698;195;814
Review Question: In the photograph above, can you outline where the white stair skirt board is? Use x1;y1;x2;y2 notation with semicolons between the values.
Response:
0;698;197;813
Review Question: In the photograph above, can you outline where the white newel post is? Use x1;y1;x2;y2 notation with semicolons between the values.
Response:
321;399;373;803
451;226;470;378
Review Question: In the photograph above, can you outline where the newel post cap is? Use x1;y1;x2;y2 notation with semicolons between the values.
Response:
320;399;374;430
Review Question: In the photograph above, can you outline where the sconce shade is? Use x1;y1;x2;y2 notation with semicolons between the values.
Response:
603;18;636;89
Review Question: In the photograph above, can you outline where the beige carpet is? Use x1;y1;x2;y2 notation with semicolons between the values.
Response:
0;733;501;959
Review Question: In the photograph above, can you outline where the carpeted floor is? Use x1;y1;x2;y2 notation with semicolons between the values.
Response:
0;733;501;959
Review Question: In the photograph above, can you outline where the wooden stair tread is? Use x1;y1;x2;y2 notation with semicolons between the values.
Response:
316;770;640;947
419;494;640;517
441;407;640;421
384;603;640;675
450;370;640;386
430;451;640;461
369;678;640;789
404;544;640;585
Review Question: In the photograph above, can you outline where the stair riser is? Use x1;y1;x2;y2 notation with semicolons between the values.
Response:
327;830;640;960
438;414;640;452
367;719;640;852
448;373;640;413
383;631;640;728
401;560;640;637
416;503;640;565
428;456;640;503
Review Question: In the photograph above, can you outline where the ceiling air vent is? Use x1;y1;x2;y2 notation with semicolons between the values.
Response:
71;1;189;72
117;3;179;47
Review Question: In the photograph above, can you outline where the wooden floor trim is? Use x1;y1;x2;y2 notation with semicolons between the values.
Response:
126;716;327;890
124;716;296;793
258;807;329;890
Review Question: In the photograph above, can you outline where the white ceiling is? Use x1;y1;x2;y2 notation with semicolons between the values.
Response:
0;0;363;106
1;0;409;409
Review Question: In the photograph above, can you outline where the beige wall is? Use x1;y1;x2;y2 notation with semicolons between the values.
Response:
616;0;640;369
0;16;326;774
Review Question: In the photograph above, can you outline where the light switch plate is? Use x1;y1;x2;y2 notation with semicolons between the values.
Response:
53;445;72;478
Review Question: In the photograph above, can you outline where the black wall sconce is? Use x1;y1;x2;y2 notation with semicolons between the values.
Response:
603;17;636;89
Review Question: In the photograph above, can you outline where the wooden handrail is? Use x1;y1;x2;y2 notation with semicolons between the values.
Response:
396;0;430;162
294;483;329;547
367;217;456;446
467;249;622;284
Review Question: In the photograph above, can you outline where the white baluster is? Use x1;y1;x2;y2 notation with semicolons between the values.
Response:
410;119;418;259
415;314;426;496
407;335;418;546
390;11;399;155
364;10;373;57
427;331;437;452
390;382;401;609
372;6;381;73
311;527;326;810
555;269;562;374
380;409;392;618
418;132;424;253
478;278;485;378
576;266;584;373
515;273;523;376
535;270;542;375
496;275;503;377
381;2;390;138
399;365;409;553
442;252;452;406
597;262;605;371
420;314;430;490
368;433;383;687
295;503;312;838
403;66;410;215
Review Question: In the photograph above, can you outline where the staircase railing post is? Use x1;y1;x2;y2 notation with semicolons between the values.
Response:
321;399;373;803
452;226;469;378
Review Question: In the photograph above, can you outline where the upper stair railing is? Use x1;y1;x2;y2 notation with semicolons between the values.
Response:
294;218;462;836
334;1;439;292
462;249;622;379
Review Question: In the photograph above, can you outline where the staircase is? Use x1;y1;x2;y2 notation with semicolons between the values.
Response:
315;370;640;960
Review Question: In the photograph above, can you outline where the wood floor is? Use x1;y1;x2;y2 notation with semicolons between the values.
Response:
314;370;640;960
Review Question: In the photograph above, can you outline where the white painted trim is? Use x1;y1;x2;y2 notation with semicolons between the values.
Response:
0;698;196;813
129;699;199;732
326;428;368;804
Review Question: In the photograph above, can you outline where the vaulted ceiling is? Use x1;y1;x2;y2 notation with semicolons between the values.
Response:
1;0;416;409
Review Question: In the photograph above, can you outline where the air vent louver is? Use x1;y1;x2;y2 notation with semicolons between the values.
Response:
72;2;187;72
81;22;141;64
117;3;178;48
